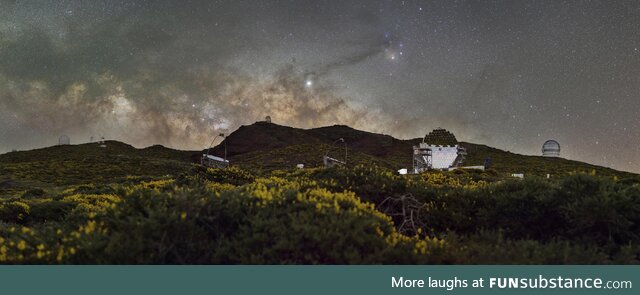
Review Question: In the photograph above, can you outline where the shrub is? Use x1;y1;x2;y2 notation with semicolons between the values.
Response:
22;189;45;199
1;166;640;264
179;166;255;186
63;179;450;264
557;174;640;245
0;201;30;224
28;200;75;223
62;194;121;222
446;230;611;264
475;178;561;240
69;185;116;196
202;179;449;264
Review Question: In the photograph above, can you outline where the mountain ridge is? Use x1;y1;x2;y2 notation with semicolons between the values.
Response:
1;121;635;192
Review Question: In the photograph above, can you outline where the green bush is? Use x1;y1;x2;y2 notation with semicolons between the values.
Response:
28;200;75;223
475;178;561;240
1;166;640;264
416;174;640;249
178;166;255;186
61;179;449;264
446;230;611;264
0;201;30;224
203;179;449;264
70;185;117;196
21;189;46;199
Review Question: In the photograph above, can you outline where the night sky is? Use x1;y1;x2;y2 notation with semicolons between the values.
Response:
1;0;639;172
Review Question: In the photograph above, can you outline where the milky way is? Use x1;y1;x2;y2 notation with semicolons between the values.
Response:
1;0;639;172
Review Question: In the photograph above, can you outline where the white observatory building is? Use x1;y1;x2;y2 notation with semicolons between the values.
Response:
542;139;560;157
413;128;466;173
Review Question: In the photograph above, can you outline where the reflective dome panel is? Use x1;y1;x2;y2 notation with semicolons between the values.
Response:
542;139;560;157
423;128;458;146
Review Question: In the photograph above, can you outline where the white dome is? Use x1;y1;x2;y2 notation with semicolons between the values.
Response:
542;139;560;157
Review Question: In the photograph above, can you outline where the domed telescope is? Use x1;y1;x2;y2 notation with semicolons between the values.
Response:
542;139;560;157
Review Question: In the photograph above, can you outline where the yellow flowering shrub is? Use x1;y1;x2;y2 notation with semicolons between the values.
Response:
198;178;451;264
0;165;638;264
62;194;121;221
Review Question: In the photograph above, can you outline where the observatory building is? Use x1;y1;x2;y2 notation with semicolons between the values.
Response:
58;135;70;145
542;139;560;157
413;128;466;173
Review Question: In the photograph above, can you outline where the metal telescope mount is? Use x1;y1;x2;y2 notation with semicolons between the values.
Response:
201;133;229;168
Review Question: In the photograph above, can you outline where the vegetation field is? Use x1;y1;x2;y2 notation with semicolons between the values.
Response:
0;162;639;264
1;123;639;264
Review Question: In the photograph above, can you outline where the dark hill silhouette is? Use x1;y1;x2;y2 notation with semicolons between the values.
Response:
203;122;634;177
1;122;635;195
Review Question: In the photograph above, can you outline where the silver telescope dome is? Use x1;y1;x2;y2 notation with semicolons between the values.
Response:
542;139;560;157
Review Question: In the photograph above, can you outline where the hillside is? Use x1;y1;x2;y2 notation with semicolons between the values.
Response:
212;122;635;178
210;122;412;171
0;141;196;195
459;142;633;177
1;121;635;196
1;122;640;264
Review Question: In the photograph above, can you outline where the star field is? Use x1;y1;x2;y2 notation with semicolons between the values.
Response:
0;0;639;172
